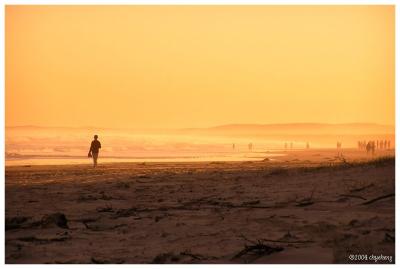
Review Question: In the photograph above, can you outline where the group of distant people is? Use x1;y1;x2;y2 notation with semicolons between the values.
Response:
232;143;254;152
284;142;294;150
229;138;393;157
284;142;310;150
358;140;390;155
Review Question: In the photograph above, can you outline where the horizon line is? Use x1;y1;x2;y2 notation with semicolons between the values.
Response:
5;122;395;130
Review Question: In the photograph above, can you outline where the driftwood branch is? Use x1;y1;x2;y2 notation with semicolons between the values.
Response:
239;234;258;245
362;193;395;205
240;234;313;245
350;183;374;193
233;240;283;259
261;238;314;244
338;194;367;200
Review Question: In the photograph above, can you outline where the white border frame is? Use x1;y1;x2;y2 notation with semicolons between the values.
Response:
1;1;397;268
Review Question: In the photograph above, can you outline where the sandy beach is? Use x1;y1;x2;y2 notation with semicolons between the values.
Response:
5;149;395;264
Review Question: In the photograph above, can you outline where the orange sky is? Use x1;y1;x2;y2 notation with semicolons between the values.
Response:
6;5;395;129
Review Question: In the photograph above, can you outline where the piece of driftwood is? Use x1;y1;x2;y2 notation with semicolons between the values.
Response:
350;183;374;193
338;194;367;200
261;238;314;244
233;240;283;260
240;233;313;245
362;193;395;205
180;251;206;260
296;200;314;207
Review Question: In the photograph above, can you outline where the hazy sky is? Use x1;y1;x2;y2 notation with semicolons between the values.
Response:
6;5;394;128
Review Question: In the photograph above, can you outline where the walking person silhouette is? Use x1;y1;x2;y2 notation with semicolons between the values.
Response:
88;135;101;167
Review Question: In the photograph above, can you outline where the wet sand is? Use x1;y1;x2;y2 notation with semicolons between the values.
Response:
5;149;395;264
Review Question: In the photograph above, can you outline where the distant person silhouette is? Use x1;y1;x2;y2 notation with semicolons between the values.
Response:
88;135;101;167
336;141;342;156
371;141;376;155
248;143;253;152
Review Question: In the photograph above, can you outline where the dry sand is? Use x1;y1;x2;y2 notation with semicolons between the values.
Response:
5;149;395;264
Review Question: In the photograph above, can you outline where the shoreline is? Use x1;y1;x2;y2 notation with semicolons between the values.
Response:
5;148;395;168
